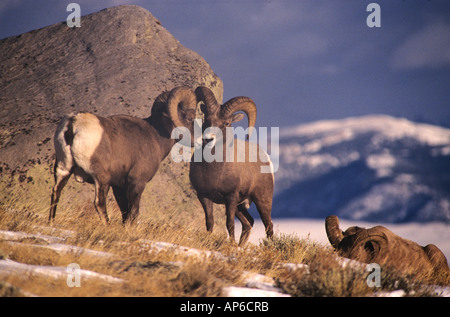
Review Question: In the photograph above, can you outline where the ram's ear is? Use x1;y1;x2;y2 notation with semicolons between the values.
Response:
230;113;245;123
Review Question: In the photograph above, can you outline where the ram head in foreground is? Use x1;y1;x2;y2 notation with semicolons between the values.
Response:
49;86;197;224
189;86;274;245
325;215;449;278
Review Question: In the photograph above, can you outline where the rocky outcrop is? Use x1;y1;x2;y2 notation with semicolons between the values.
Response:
0;5;223;177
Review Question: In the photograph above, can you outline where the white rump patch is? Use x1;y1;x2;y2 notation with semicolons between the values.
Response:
70;113;104;174
259;147;275;179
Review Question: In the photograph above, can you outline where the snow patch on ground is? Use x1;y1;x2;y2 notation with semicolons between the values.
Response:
0;259;124;284
2;220;449;297
0;230;115;258
222;286;290;297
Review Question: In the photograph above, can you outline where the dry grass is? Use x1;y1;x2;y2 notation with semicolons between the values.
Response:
1;163;449;297
0;163;235;297
0;204;237;297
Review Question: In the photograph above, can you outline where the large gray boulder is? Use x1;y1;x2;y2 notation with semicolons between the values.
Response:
0;5;223;177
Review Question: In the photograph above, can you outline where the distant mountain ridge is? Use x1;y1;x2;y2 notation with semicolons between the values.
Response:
273;115;450;223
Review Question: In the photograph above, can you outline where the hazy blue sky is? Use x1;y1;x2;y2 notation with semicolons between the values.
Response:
1;0;450;128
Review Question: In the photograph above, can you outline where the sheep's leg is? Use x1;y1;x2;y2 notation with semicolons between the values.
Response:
198;195;214;232
262;215;274;239
112;186;129;223
125;183;145;223
236;205;254;246
49;163;72;223
94;181;110;224
225;195;239;243
253;197;274;239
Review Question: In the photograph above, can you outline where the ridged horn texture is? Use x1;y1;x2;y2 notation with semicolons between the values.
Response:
151;91;170;117
424;244;450;271
167;86;197;128
194;86;220;115
354;229;387;261
221;96;257;135
325;215;344;249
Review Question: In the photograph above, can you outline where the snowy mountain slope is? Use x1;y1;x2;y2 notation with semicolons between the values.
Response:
272;115;450;223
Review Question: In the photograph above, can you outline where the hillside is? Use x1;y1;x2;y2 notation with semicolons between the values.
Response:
1;207;449;297
0;5;225;227
273;115;450;223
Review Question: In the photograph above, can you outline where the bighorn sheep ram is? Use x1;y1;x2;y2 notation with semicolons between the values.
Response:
325;215;449;277
189;86;274;245
49;86;197;224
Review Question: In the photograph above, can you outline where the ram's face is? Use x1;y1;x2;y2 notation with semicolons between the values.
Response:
180;108;197;143
201;112;245;147
200;116;219;147
180;109;196;128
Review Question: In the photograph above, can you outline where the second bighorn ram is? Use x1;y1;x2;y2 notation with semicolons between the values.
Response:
325;215;449;278
49;86;197;224
190;86;274;245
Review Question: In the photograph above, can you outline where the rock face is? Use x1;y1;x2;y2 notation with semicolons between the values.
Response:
0;5;223;176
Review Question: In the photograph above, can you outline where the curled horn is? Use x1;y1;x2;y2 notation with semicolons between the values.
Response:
221;96;257;137
151;91;170;117
195;86;220;115
424;244;449;272
325;215;344;249
167;86;197;128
